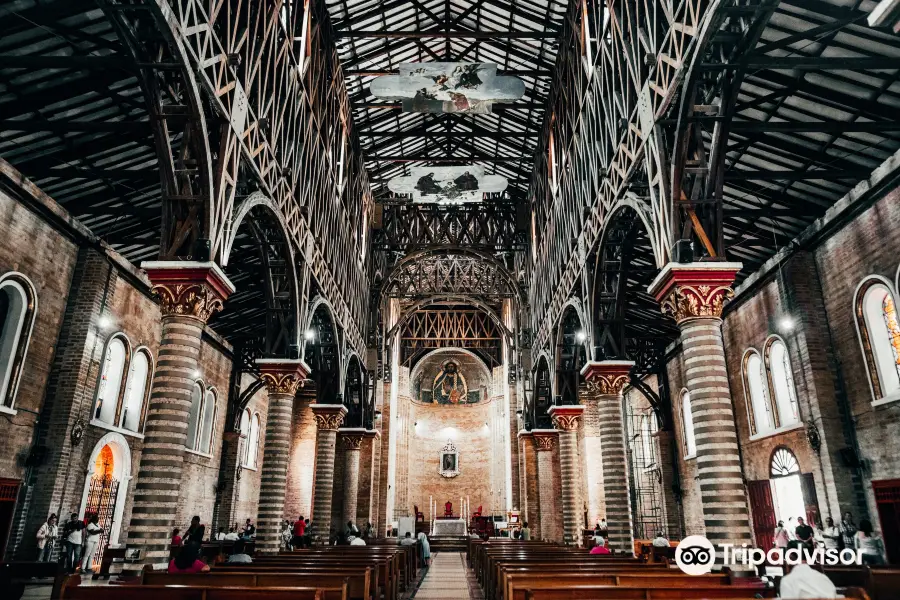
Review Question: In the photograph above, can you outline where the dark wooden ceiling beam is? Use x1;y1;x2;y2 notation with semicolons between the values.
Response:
364;155;524;162
335;30;557;39
723;169;872;181
343;68;551;76
0;119;151;133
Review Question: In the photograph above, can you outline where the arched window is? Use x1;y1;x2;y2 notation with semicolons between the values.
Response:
120;349;151;432
771;447;800;478
246;413;261;468
94;336;129;425
681;390;697;458
185;382;204;451
199;389;217;454
744;351;774;435
766;338;800;427
857;280;900;401
0;275;36;409
240;409;251;466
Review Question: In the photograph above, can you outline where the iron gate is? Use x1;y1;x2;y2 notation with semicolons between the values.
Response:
84;475;119;570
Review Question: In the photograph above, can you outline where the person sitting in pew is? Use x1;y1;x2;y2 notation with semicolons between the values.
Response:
224;527;239;541
400;532;416;546
215;527;226;541
521;522;530;541
652;531;669;548
348;534;366;546
590;536;610;554
225;538;253;564
780;557;837;598
168;543;211;574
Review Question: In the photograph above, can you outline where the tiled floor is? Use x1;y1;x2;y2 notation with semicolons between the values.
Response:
411;551;479;599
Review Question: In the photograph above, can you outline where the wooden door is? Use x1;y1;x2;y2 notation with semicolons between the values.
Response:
873;479;900;564
748;480;776;550
800;473;821;527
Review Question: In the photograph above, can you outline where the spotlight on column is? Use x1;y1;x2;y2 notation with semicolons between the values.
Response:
575;330;587;343
192;370;202;379
98;316;113;331
779;316;795;332
304;329;315;341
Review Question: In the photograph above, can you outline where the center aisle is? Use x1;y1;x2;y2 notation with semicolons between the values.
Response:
409;551;479;599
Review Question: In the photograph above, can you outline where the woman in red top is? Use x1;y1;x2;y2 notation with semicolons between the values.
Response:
170;527;182;547
168;544;210;574
590;536;611;554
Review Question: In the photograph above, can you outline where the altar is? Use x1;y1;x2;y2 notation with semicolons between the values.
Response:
432;518;466;536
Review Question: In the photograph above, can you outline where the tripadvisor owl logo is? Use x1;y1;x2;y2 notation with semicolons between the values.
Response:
674;534;865;575
675;535;716;575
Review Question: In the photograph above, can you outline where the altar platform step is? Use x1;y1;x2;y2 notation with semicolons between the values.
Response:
429;535;469;552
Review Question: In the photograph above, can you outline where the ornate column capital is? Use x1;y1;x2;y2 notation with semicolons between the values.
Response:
310;404;348;431
257;358;311;397
142;261;236;322
580;360;634;395
548;405;584;431
647;262;742;324
532;429;557;452
341;435;364;451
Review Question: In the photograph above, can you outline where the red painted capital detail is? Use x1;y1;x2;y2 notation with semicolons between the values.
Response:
142;261;235;322
257;359;311;397
648;262;741;324
580;361;633;396
548;406;583;431
533;431;556;451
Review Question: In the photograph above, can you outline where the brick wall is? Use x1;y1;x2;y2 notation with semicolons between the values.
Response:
285;386;316;522
813;183;900;524
408;400;493;520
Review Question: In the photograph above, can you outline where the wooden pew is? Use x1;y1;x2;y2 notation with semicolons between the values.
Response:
254;550;399;599
522;586;774;599
58;575;347;600
1;560;66;600
818;565;900;600
503;572;767;600
145;568;373;600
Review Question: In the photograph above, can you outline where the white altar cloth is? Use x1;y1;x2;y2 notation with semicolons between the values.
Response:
433;519;466;536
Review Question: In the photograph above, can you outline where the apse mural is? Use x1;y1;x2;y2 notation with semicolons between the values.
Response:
419;360;482;404
370;62;525;114
388;166;508;203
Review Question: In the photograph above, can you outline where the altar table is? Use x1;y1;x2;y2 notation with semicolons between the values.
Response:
433;518;466;536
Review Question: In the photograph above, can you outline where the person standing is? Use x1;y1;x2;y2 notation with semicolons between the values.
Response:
184;515;205;545
597;518;609;539
822;517;841;551
855;519;885;566
36;514;58;562
81;515;103;574
62;513;84;573
774;520;790;550
292;515;306;548
417;532;431;566
840;511;857;550
795;517;815;552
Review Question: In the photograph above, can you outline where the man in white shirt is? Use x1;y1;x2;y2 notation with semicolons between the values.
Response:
400;532;416;546
224;528;239;541
349;535;366;546
81;515;104;573
821;517;840;550
780;563;837;599
651;532;669;548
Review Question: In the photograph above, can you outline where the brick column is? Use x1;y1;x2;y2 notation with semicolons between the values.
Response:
581;360;635;554
650;262;752;548
212;431;242;534
548;406;584;546
340;429;365;527
579;391;606;527
532;430;558;542
126;262;234;568
310;404;347;541
517;430;539;536
255;359;310;554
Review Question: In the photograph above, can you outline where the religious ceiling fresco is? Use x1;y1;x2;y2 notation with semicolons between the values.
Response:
370;62;525;114
414;359;483;405
388;165;507;203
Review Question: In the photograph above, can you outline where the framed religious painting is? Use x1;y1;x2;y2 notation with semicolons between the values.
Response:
439;440;460;478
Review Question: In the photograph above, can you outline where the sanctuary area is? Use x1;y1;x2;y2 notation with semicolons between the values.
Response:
1;1;900;599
